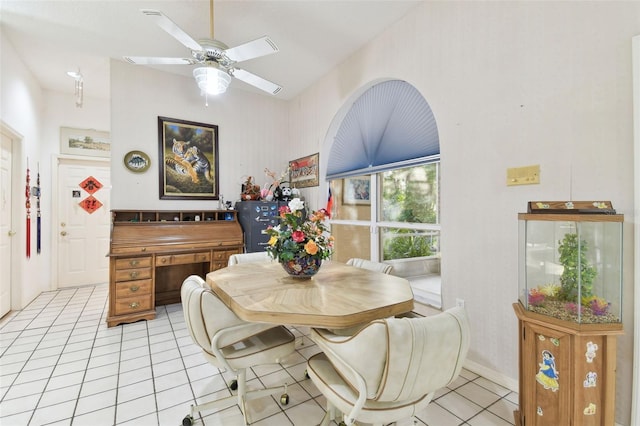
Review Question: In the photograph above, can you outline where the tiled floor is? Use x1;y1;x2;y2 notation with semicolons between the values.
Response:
0;284;518;426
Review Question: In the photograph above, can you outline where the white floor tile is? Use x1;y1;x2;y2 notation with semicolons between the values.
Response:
436;390;484;422
117;378;155;403
38;383;81;408
29;399;76;425
282;398;325;425
45;371;85;391
154;369;189;392
79;375;119;398
467;409;514;426
155;383;194;411
75;388;117;415
0;284;519;426
71;406;116;426
118;365;153;387
0;392;41;416
114;394;156;424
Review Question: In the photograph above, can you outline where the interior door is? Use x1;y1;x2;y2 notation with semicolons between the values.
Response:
57;158;111;288
0;131;13;316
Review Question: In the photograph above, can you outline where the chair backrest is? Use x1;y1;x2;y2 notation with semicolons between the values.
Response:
181;275;248;356
346;258;393;274
228;251;271;266
316;306;470;402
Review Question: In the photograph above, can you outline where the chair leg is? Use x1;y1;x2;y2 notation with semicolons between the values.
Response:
320;401;336;426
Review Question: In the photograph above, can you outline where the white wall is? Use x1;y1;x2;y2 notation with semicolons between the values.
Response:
110;61;290;210
288;2;639;424
0;28;45;309
1;28;113;308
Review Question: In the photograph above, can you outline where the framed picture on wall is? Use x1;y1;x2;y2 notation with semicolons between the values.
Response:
60;127;111;157
342;176;371;205
289;152;319;188
157;116;219;200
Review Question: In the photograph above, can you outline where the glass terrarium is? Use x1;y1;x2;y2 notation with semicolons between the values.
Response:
518;203;623;324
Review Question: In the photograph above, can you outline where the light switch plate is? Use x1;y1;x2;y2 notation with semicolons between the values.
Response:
507;165;540;186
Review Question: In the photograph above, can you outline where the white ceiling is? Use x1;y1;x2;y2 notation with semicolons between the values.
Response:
0;0;422;101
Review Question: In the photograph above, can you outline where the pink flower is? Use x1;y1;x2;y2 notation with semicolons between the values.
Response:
528;289;545;306
278;206;290;217
292;230;306;243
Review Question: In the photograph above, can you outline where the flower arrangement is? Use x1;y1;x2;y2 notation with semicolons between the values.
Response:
264;198;334;264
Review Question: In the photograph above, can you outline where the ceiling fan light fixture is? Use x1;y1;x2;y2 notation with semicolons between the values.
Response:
193;65;231;95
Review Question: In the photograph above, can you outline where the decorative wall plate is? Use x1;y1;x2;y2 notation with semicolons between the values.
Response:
124;150;151;173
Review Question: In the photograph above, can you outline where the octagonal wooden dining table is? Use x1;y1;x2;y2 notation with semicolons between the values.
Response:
205;260;415;330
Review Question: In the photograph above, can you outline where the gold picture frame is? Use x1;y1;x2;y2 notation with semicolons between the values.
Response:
158;116;219;200
289;152;319;188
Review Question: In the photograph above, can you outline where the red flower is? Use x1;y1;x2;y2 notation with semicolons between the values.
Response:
278;205;290;218
292;230;306;243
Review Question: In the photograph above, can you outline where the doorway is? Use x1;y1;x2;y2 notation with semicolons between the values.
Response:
55;157;111;288
0;128;14;317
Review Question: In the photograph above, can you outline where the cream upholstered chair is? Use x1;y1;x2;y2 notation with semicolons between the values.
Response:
227;251;271;265
346;257;393;274
180;275;295;426
307;306;470;426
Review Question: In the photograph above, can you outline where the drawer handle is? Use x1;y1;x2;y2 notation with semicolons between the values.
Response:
129;260;139;267
141;247;147;252
129;302;140;309
129;271;139;279
160;258;167;264
130;285;139;292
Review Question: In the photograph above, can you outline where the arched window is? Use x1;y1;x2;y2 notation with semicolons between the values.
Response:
326;80;442;309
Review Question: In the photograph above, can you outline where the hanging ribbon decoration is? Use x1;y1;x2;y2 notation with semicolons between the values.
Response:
25;158;31;258
36;163;41;254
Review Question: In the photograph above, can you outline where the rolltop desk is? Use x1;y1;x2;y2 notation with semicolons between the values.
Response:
107;210;243;327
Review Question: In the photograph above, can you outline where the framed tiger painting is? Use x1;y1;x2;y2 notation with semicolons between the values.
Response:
157;116;219;200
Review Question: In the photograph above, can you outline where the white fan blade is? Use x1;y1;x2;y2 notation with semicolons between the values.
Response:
225;36;279;63
231;68;282;95
124;56;193;65
141;9;202;51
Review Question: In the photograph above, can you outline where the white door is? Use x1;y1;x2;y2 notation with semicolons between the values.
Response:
57;159;111;288
0;131;13;316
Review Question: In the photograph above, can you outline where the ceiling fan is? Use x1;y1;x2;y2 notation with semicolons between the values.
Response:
124;0;282;96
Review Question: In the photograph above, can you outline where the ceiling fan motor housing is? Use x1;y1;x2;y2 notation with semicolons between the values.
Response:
196;39;230;63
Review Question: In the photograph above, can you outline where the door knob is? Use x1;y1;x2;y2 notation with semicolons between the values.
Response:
60;231;67;236
8;231;16;237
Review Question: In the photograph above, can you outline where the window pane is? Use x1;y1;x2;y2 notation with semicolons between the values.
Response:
331;224;371;262
381;228;440;260
331;176;371;221
381;163;439;224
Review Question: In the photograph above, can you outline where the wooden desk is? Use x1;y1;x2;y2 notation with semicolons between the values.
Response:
205;261;415;330
107;210;243;327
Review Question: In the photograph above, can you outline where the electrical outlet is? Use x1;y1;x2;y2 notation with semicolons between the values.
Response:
456;298;465;308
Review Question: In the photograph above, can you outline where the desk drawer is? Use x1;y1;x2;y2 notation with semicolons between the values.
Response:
115;279;152;298
113;294;153;316
114;267;152;282
115;257;152;270
156;252;211;266
212;249;239;261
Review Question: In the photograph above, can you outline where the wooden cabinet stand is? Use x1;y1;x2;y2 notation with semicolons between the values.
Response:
513;303;623;426
107;210;243;327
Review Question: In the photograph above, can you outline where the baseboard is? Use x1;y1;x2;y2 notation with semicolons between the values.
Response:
463;359;519;393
